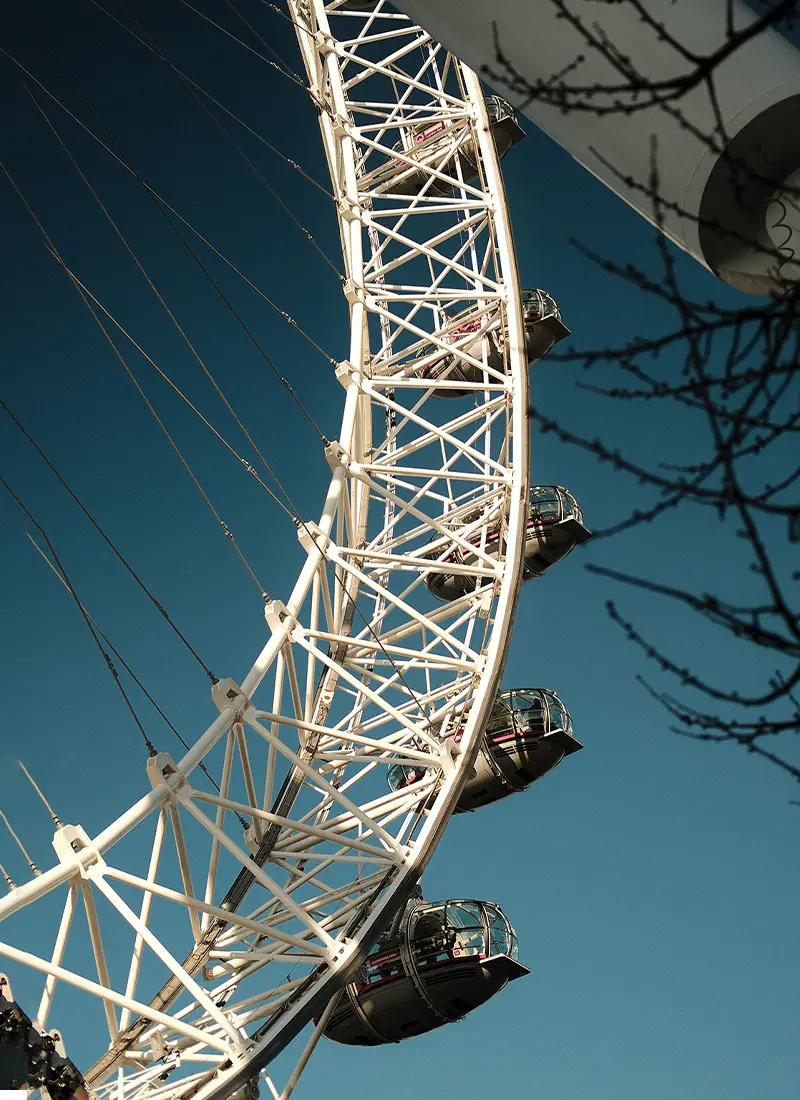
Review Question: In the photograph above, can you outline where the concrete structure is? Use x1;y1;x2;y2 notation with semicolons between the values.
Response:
393;0;800;294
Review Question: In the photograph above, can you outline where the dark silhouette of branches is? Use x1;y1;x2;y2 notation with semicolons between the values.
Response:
534;227;800;782
485;0;800;116
497;1;800;784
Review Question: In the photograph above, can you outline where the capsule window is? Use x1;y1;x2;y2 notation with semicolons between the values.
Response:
528;485;587;528
530;501;560;523
444;902;484;958
488;911;511;957
507;692;545;732
484;904;519;960
548;702;567;733
486;706;512;737
411;907;451;968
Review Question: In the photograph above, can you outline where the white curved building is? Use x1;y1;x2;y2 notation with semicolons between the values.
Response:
394;0;800;294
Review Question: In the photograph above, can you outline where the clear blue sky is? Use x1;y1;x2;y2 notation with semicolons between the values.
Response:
0;3;796;1100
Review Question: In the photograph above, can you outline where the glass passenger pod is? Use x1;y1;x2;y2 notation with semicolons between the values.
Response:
322;898;529;1046
419;288;569;399
388;686;582;812
424;485;592;602
458;688;582;810
388;95;525;197
521;288;571;359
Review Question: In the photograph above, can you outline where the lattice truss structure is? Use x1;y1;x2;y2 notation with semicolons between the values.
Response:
0;3;530;1099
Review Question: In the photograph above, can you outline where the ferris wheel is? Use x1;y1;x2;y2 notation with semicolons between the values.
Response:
0;3;590;1099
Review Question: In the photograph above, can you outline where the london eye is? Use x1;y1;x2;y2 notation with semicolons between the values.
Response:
0;3;590;1098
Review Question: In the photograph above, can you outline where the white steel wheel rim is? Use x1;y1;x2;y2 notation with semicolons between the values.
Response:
0;5;530;1099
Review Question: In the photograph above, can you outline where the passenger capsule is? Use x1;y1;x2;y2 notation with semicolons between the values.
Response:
388;96;525;197
421;289;569;398
323;898;528;1045
388;688;581;812
425;485;591;602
